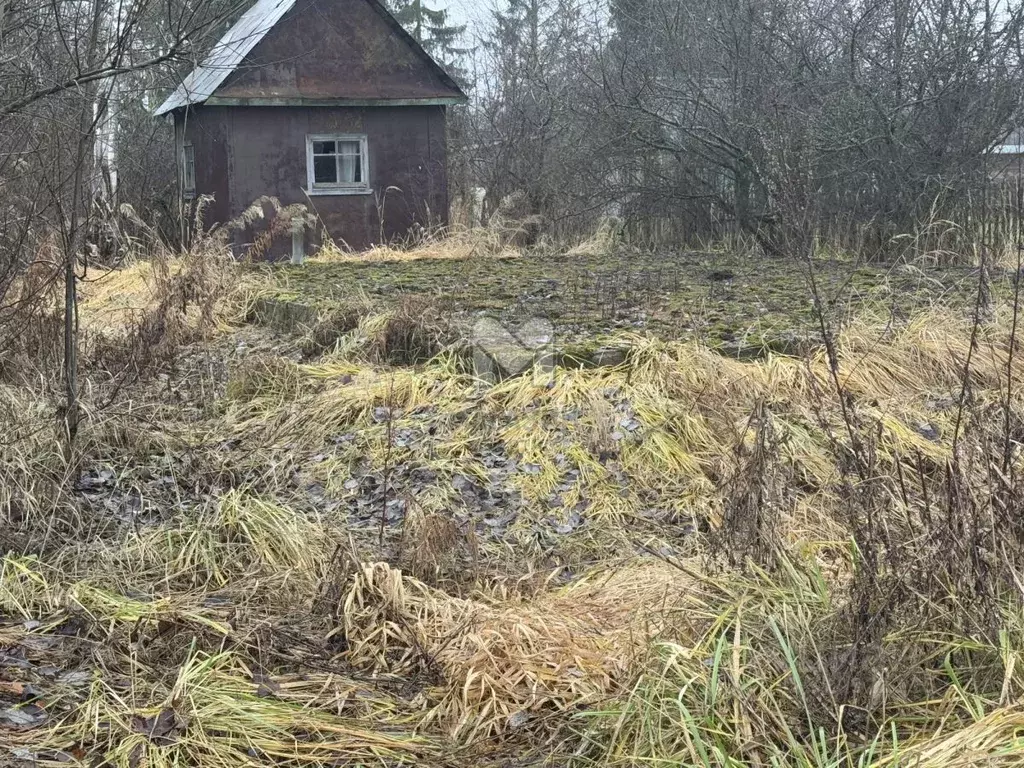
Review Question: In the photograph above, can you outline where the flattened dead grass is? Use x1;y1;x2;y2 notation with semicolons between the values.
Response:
10;245;1024;767
78;259;176;333
340;560;698;741
42;650;435;767
212;302;1024;574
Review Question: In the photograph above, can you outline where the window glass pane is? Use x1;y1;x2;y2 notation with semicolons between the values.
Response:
338;152;362;183
314;155;337;184
309;137;366;188
183;145;195;190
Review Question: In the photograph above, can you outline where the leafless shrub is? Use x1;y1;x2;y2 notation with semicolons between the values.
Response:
372;295;455;366
707;400;789;571
0;238;65;383
91;238;233;386
778;244;1024;735
228;196;317;262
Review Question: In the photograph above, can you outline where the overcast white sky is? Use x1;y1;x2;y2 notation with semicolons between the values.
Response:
441;0;489;32
439;0;609;44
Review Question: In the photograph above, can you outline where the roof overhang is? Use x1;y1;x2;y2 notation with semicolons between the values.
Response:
154;0;296;115
202;96;468;107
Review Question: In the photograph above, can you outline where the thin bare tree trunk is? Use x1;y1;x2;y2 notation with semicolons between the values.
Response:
63;0;106;470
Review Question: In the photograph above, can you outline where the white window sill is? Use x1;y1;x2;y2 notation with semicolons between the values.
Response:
306;187;372;197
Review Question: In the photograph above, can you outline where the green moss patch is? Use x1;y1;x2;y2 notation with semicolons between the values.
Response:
250;250;987;356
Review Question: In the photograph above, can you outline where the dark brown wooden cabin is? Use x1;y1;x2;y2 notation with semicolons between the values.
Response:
155;0;467;255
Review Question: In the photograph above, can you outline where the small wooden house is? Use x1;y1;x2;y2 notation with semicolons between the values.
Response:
155;0;467;254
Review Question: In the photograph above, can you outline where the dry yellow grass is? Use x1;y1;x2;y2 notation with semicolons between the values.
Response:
77;246;240;341
566;216;624;257
9;239;1024;767
340;560;699;742
77;259;175;333
315;224;522;263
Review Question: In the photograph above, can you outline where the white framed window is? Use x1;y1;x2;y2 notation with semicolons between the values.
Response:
182;143;196;198
306;134;370;195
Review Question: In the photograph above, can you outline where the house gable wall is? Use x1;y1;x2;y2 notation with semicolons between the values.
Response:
214;0;461;102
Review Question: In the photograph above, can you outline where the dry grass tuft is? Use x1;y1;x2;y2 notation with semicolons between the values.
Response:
39;650;434;767
399;504;469;584
316;222;522;264
226;355;306;403
566;216;625;258
339;560;696;742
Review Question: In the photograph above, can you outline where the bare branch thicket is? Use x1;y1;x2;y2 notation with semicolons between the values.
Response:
466;0;1024;251
0;0;250;470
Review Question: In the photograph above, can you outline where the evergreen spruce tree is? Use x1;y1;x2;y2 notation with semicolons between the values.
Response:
491;0;543;71
387;0;469;75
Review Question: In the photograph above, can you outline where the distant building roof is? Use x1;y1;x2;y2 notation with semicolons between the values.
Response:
155;0;465;116
993;128;1024;155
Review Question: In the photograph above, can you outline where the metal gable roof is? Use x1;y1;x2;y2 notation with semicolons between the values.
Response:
154;0;466;116
154;0;298;115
